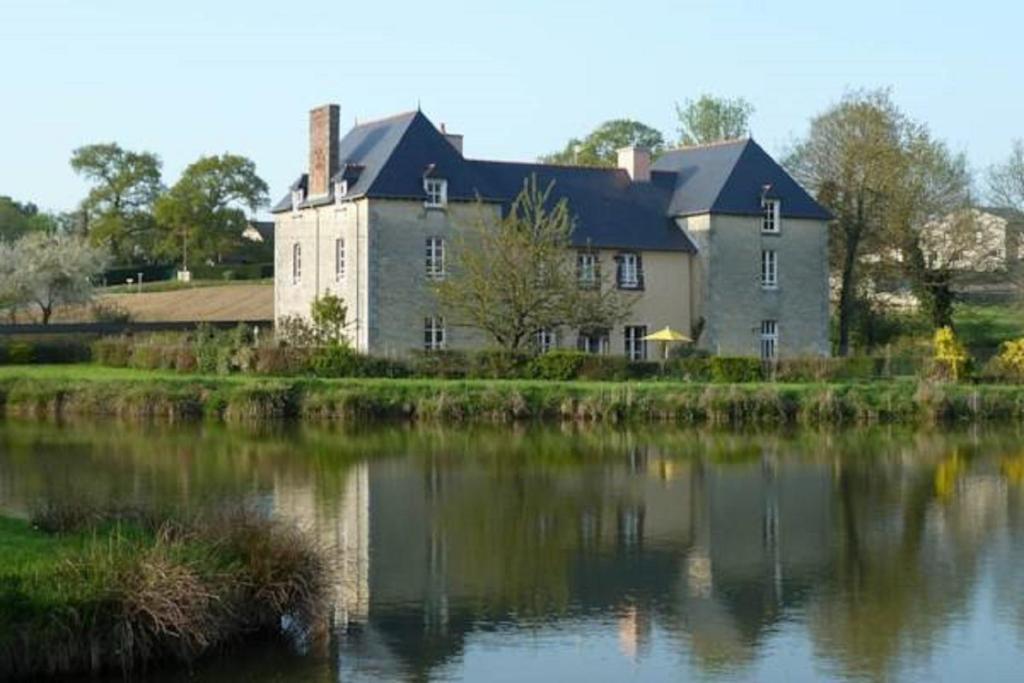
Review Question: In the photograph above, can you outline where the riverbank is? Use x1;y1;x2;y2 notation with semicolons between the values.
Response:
2;365;1024;424
0;507;329;680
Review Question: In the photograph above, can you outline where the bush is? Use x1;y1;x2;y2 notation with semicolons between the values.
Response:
0;341;92;365
528;350;587;381
710;357;763;383
90;302;133;324
665;356;712;382
310;344;362;377
468;350;531;379
92;338;133;367
408;350;470;379
932;326;969;382
993;338;1024;382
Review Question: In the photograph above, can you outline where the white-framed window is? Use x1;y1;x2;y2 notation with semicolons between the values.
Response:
334;180;348;202
424;316;446;351
335;238;345;281
291;242;302;284
426;237;445;280
618;252;642;289
577;330;609;355
760;320;778;360
761;249;778;289
762;198;780;233
536;328;557;354
291;189;303;213
578;251;598;287
624;325;648;361
424;178;448;208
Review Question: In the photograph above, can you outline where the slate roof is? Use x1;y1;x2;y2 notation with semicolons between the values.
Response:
272;110;830;250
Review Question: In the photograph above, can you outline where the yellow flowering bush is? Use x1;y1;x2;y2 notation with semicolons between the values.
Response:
933;326;968;382
996;338;1024;381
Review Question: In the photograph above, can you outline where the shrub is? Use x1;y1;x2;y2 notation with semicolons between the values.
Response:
6;343;33;365
408;350;470;378
91;301;133;324
932;326;969;382
310;344;362;377
92;338;133;367
709;356;763;383
253;346;310;376
528;350;587;381
665;356;712;382
468;350;531;379
994;338;1024;382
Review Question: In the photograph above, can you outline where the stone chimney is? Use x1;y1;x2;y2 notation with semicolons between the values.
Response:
617;146;651;182
309;104;340;197
440;122;464;156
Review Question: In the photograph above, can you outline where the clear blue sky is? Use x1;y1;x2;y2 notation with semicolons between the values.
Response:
3;0;1021;215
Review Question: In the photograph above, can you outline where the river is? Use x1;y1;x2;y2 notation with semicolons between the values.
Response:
1;419;1022;682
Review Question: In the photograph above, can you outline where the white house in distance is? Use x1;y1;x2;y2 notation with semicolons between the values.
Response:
272;104;832;360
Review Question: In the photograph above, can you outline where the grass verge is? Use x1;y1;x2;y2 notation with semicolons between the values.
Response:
0;505;330;680
2;365;1024;424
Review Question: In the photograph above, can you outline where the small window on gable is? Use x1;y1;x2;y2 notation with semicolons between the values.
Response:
334;180;348;202
291;243;302;284
424;178;447;208
291;189;304;213
762;198;781;233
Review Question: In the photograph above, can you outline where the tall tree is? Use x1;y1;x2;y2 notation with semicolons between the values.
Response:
70;143;163;261
0;196;57;242
988;140;1024;211
7;232;109;324
786;90;910;355
675;94;754;146
436;177;634;351
154;154;268;270
542;120;666;167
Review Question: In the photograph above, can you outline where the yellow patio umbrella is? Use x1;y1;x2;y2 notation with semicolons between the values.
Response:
642;327;693;361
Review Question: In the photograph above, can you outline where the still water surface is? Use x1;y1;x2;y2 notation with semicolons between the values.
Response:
1;420;1023;682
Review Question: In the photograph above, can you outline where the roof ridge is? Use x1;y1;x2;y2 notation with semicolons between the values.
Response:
351;109;420;128
469;158;625;174
666;137;750;153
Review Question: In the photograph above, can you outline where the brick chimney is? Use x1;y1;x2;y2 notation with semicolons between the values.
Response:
440;122;464;156
617;146;651;182
309;104;340;197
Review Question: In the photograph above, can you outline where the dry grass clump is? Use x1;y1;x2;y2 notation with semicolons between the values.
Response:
0;504;332;680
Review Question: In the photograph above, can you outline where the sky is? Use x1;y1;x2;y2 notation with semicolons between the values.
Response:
2;0;1022;216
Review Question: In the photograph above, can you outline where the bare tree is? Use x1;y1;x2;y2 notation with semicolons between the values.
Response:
988;140;1024;211
436;177;634;352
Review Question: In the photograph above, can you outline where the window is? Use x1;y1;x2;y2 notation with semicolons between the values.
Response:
424;178;447;208
578;252;598;288
577;330;609;355
761;249;778;289
335;238;345;281
760;320;778;360
624;325;648;361
291;243;302;284
424;316;446;351
426;237;445;279
334;180;348;201
536;328;557;354
762;198;780;233
291;189;303;213
617;252;643;289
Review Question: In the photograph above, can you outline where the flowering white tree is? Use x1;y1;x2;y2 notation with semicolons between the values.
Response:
7;233;109;324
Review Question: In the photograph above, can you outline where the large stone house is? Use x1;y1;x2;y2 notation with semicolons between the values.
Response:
272;104;831;359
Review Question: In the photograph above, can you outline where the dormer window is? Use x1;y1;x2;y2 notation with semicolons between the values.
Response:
424;178;447;208
762;198;781;233
334;180;348;202
291;189;304;212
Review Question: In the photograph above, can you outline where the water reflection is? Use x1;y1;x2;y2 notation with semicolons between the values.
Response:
1;421;1023;682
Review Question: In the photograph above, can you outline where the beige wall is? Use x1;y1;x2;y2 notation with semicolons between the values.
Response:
274;198;369;349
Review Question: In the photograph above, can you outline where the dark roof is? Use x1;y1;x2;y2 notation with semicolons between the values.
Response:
273;110;830;250
245;220;274;242
651;139;832;220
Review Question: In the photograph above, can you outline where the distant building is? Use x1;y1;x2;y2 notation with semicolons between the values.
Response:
272;104;832;358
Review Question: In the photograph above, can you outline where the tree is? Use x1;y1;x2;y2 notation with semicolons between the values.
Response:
0;196;57;242
542;120;666;167
7;232;109;324
70;143;163;261
675;94;754;146
436;176;634;351
154;154;268;270
988;140;1024;211
786;90;911;355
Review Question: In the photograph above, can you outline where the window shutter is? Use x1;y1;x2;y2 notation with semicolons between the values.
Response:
636;253;644;289
615;254;623;287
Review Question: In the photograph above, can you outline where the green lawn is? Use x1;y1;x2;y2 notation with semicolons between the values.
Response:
954;303;1024;351
101;278;272;294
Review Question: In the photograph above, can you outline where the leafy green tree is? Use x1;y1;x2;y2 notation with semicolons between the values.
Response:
154;154;268;270
542;120;666;167
675;94;754;146
6;232;110;324
311;291;349;345
70;143;163;261
436;176;634;351
0;196;58;242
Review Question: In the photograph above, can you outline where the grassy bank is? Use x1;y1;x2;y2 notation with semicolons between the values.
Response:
0;506;330;680
2;365;1024;424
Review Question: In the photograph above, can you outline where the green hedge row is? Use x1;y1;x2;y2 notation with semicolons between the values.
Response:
0;341;92;365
